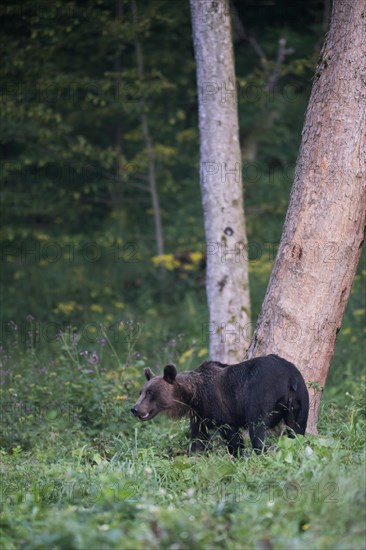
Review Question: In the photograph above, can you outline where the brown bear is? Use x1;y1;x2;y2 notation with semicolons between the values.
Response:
131;354;309;454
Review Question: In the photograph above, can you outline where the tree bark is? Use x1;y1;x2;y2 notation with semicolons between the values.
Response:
246;0;366;434
190;0;251;363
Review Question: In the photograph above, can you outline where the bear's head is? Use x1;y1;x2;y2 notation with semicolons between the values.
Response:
131;364;178;421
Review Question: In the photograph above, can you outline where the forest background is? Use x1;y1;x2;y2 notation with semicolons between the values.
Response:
0;1;365;549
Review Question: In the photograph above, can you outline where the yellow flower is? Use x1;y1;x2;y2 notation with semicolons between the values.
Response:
189;251;203;264
90;304;103;313
152;254;180;270
342;327;351;335
116;395;128;401
55;301;79;315
179;348;194;365
114;301;125;309
198;348;208;358
353;309;365;317
35;232;49;241
14;271;25;280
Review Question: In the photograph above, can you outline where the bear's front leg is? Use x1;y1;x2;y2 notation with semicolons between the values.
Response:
190;418;210;453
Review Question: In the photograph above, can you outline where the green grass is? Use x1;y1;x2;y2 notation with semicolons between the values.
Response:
1;413;365;549
1;324;365;549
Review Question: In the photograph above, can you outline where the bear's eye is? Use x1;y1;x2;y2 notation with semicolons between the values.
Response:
145;390;153;397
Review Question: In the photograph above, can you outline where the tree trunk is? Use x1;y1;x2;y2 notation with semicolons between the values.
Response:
190;0;251;363
131;0;164;256
113;0;124;211
246;0;366;434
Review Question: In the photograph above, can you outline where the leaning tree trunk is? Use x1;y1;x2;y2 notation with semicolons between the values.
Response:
246;0;366;434
190;0;251;363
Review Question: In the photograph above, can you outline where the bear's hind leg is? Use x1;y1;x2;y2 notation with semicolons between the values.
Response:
293;404;308;436
220;425;244;456
249;422;267;454
284;401;308;437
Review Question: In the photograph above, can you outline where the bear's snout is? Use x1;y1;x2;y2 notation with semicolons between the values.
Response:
131;405;152;420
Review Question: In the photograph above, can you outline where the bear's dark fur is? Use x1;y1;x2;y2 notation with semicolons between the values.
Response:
131;354;309;454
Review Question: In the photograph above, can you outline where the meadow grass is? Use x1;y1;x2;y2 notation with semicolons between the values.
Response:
0;325;365;550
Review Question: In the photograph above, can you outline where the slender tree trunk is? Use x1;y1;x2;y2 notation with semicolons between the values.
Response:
113;0;124;211
190;0;251;363
131;0;164;256
246;0;366;434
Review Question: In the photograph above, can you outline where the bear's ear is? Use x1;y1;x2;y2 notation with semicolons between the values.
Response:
163;364;177;384
144;367;155;381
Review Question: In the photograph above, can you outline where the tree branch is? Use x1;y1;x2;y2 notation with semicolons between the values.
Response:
230;2;294;90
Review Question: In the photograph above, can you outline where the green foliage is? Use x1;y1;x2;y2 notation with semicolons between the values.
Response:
1;1;365;548
0;0;197;242
1;334;365;549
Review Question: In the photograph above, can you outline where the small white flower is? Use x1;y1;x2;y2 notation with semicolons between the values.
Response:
149;505;160;513
305;445;313;456
187;487;195;498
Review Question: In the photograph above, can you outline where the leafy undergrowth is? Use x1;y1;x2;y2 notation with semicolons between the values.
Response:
1;419;365;550
1;337;365;549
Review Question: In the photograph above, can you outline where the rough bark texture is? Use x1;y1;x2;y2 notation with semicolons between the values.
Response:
190;0;251;363
246;0;366;433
